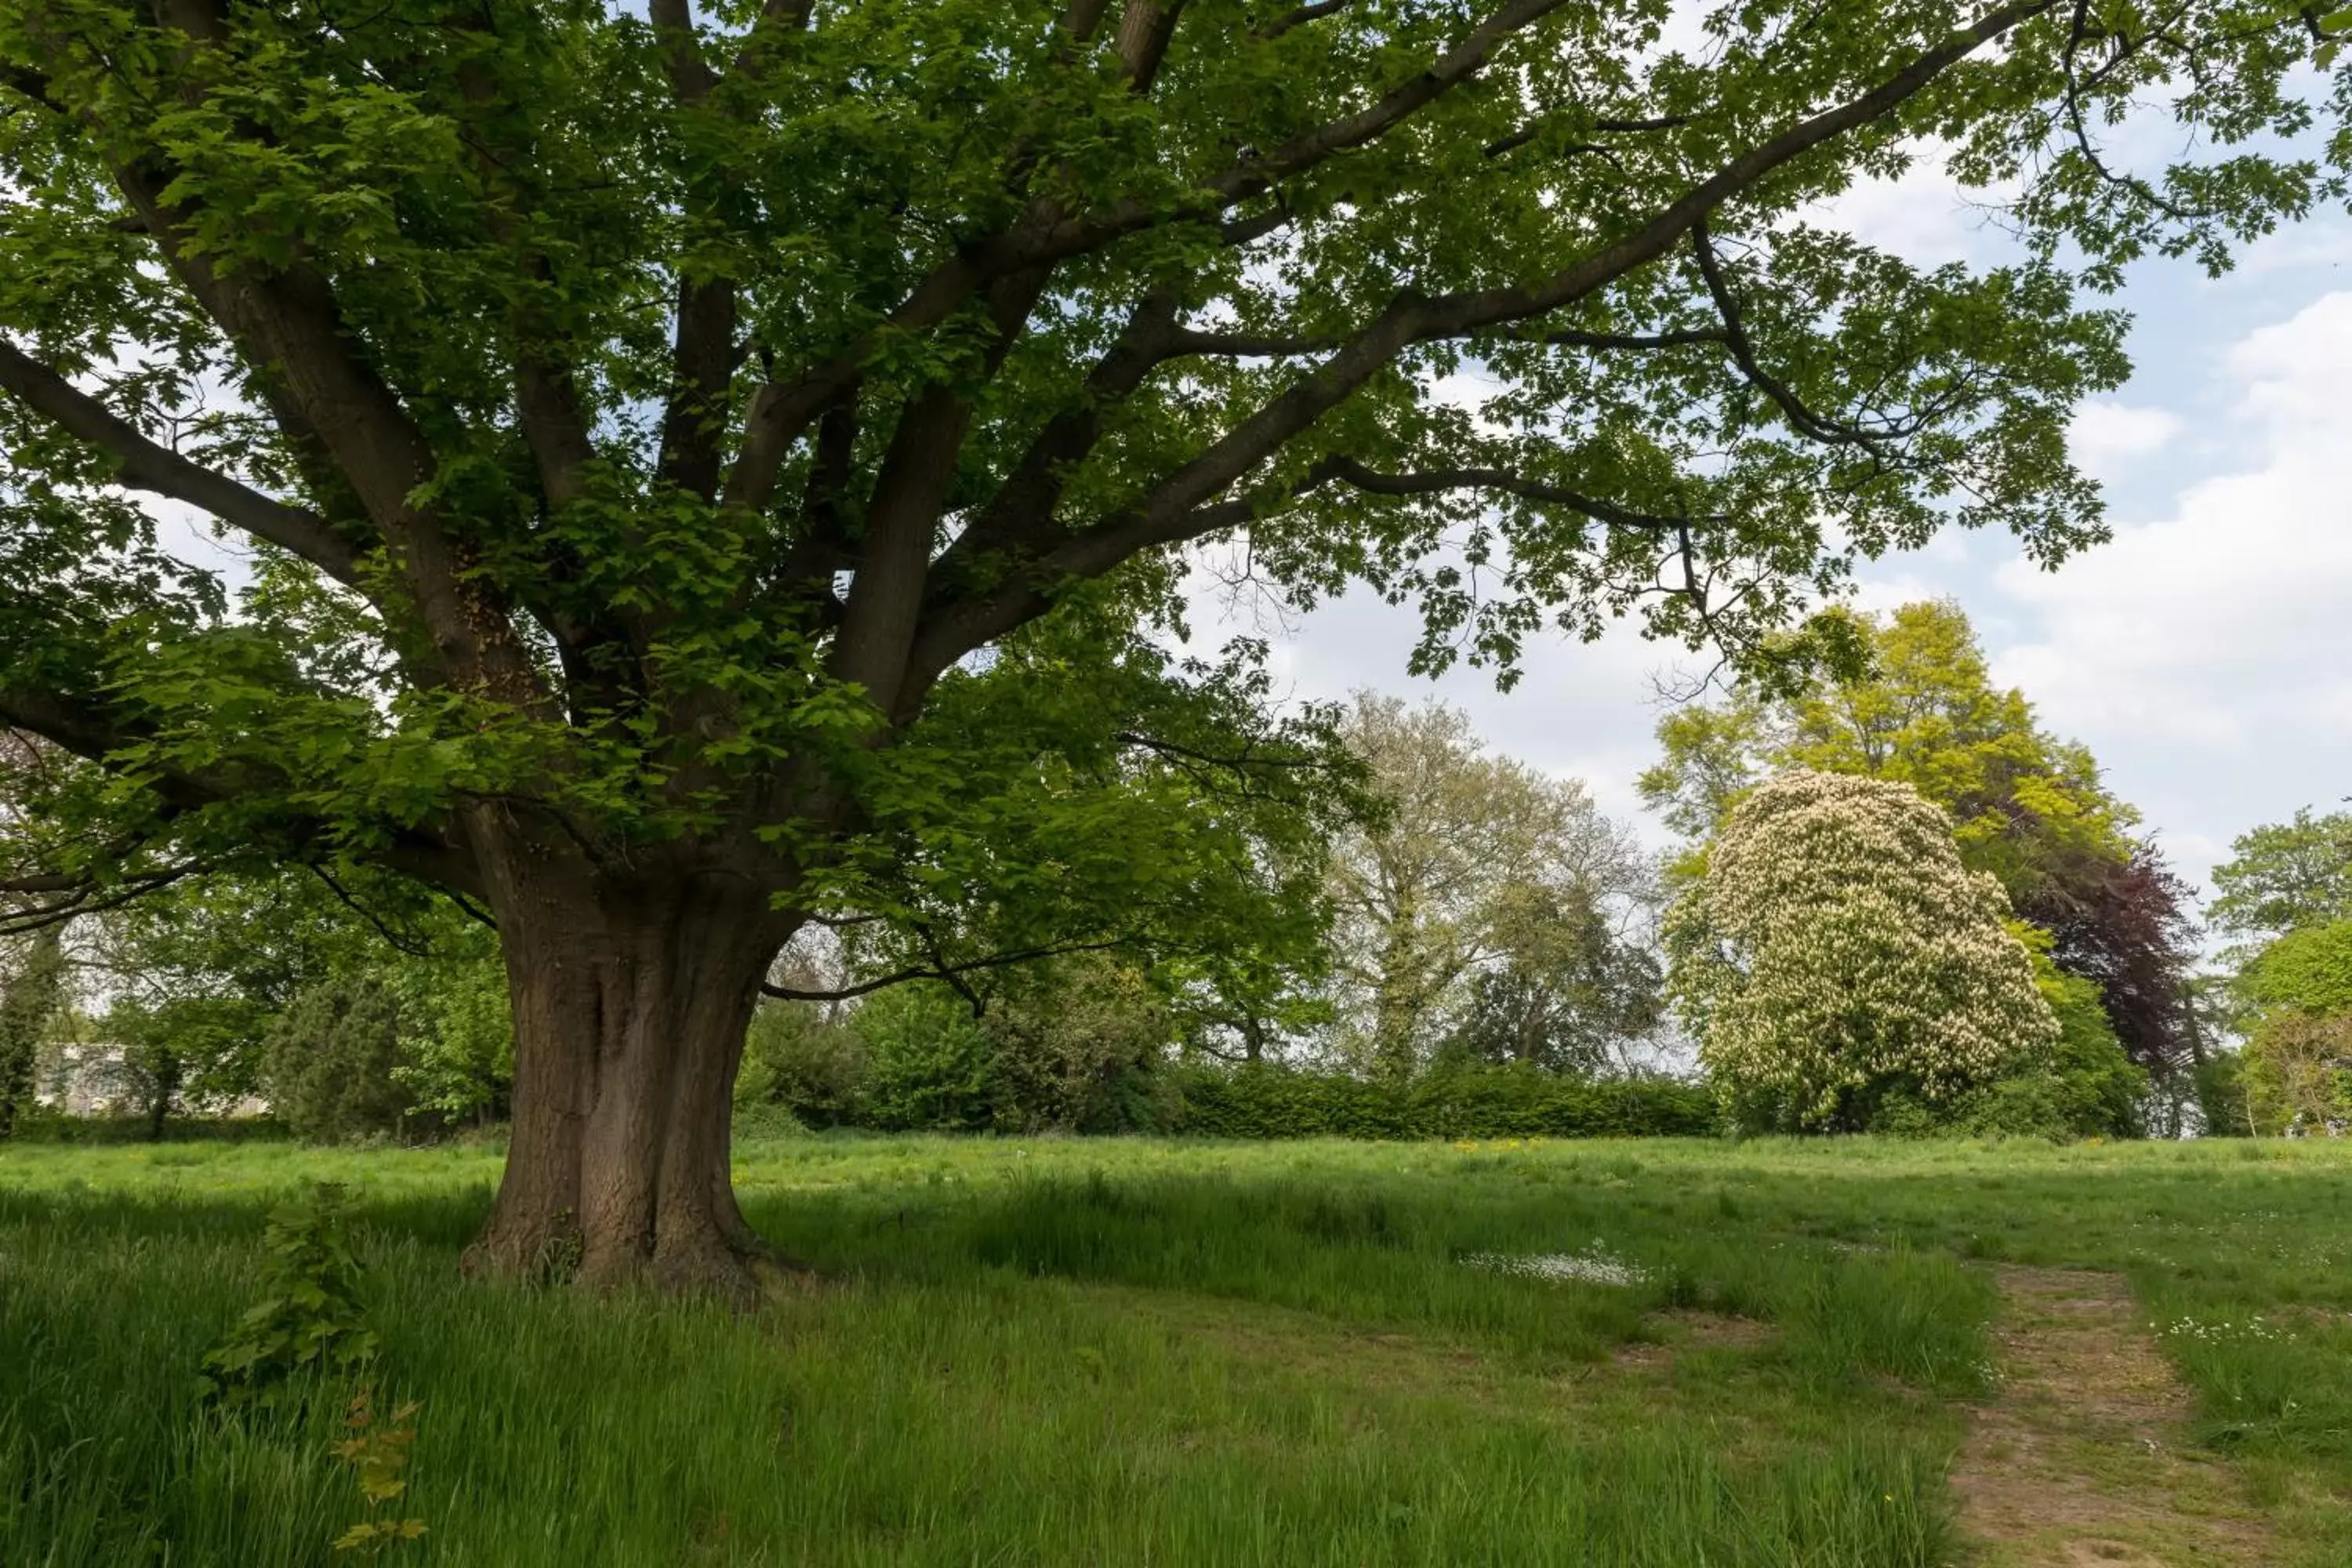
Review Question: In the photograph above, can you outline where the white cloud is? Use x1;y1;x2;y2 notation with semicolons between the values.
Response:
2233;216;2352;278
155;504;251;578
1426;367;1510;435
1987;290;2352;883
1849;571;1952;615
1807;143;2018;270
2228;296;2352;433
2067;401;2186;481
1182;557;1693;843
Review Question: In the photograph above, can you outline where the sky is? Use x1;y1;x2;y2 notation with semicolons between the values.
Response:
1184;142;2352;911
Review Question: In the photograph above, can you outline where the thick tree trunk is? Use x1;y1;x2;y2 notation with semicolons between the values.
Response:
460;833;804;1305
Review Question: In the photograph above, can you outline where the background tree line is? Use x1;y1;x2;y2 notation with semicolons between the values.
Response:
9;597;2333;1148
2203;809;2352;1134
0;684;1680;1142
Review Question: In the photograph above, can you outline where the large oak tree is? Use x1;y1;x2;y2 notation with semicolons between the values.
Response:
0;0;2335;1296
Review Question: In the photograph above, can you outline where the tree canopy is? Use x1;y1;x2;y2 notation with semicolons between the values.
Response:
2211;808;2352;942
1640;601;2132;887
5;5;2333;927
2223;920;2352;1135
2201;809;2352;1136
1323;693;1653;1075
2235;919;2352;1020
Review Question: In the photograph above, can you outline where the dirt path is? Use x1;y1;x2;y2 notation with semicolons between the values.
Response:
1951;1266;2277;1567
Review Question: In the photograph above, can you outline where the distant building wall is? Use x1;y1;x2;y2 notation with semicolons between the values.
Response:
34;1043;268;1118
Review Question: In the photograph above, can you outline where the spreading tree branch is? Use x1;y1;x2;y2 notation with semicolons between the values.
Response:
0;862;207;936
61;0;545;704
724;0;1582;514
1689;219;1896;448
307;862;445;959
1254;0;1357;42
1483;111;1692;160
760;937;1131;1003
0;341;367;585
0;685;485;898
895;0;2052;706
1536;325;1730;352
1306;456;1708;532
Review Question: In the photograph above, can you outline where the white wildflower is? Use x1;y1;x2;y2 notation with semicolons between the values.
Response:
1462;1246;1649;1287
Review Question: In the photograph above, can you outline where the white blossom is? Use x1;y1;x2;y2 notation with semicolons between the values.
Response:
1664;770;2059;1127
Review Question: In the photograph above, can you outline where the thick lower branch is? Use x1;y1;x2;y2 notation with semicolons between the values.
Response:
1307;456;1703;532
0;863;206;936
727;0;1581;514
0;342;366;584
760;937;1130;1004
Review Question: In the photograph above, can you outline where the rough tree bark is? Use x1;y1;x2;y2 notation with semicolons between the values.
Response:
0;927;64;1139
459;815;806;1304
142;1056;176;1143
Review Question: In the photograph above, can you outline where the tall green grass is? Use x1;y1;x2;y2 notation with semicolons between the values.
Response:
0;1185;1958;1565
8;1132;2352;1563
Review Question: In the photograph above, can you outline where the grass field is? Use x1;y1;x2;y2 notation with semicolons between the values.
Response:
4;1133;2347;1565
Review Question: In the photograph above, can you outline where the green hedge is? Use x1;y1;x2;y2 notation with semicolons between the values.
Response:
7;1112;291;1145
1168;1065;1718;1141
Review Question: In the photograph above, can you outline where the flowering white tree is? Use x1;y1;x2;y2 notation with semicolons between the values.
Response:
1665;770;2056;1130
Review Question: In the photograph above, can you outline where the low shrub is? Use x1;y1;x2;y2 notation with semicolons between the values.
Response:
738;1003;868;1128
737;985;1711;1142
196;1183;379;1410
746;963;1182;1135
858;984;1002;1132
984;959;1179;1134
5;1111;289;1144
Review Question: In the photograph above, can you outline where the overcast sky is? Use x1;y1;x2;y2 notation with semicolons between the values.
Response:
1185;149;2352;910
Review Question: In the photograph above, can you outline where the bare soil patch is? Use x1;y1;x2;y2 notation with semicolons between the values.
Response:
1085;1283;1511;1404
1951;1266;2276;1566
1611;1309;1777;1370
